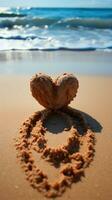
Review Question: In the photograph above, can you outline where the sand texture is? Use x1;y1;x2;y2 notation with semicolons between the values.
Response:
15;107;95;198
0;75;112;200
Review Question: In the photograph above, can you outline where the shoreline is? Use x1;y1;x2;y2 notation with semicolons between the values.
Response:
0;50;112;76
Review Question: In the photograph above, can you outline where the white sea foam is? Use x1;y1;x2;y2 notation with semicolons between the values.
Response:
0;7;112;51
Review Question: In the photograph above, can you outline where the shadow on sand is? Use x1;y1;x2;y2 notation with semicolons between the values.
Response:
43;106;102;135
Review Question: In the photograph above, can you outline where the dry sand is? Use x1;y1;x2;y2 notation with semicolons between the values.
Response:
0;74;112;200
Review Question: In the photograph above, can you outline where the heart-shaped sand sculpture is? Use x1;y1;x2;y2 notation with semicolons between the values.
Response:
15;73;95;198
30;73;79;109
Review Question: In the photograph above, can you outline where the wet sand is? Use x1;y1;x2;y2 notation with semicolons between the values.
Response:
0;73;112;200
0;50;112;75
0;48;112;200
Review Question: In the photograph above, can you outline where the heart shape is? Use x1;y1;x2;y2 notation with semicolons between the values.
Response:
30;73;79;109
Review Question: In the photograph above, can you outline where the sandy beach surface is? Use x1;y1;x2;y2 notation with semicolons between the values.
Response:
0;51;112;200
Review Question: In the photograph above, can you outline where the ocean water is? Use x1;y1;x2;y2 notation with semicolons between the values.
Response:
0;7;112;51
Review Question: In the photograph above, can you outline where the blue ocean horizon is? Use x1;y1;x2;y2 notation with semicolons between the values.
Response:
0;7;112;51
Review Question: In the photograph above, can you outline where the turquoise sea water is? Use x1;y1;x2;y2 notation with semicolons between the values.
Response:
0;7;112;50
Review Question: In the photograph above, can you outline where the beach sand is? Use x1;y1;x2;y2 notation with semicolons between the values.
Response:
0;51;112;200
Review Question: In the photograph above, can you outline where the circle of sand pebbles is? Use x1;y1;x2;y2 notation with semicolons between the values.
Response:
15;108;95;198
